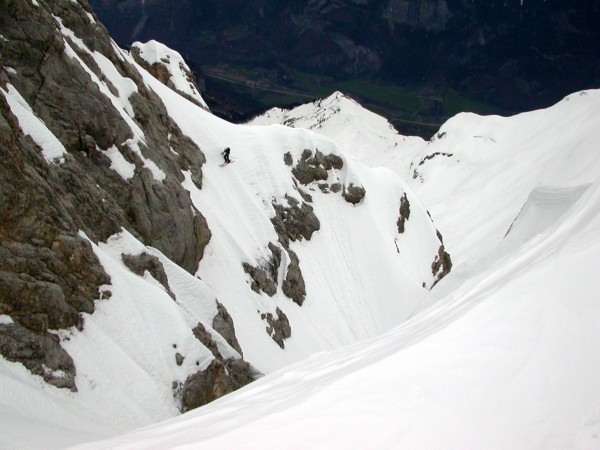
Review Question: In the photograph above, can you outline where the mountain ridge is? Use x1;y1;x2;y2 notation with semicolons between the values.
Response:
89;0;600;129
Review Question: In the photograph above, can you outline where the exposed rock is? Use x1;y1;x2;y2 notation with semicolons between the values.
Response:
271;196;320;247
283;151;293;166
0;0;215;392
122;252;175;299
431;244;453;287
282;250;306;306
181;359;231;413
212;301;243;357
223;357;261;390
0;322;76;391
343;184;366;205
291;149;342;186
397;193;411;233
187;316;260;412
297;186;313;203
330;182;342;193
175;352;184;366
0;236;109;333
1;0;210;275
261;307;292;349
192;322;221;358
131;41;209;111
243;263;277;297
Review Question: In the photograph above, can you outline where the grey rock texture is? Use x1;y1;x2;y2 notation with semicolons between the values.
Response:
1;0;210;274
291;149;343;186
186;311;261;412
212;301;244;357
122;252;175;299
0;322;77;391
271;196;320;248
282;250;306;307
431;243;452;287
397;193;411;233
192;322;221;358
243;263;278;297
343;183;366;205
0;0;212;390
180;360;231;413
261;307;291;349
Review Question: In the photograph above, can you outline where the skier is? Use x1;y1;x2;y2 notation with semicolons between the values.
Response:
222;147;231;164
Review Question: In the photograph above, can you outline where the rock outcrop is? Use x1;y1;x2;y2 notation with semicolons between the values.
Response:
271;196;320;247
397;193;411;233
0;0;229;405
131;40;210;111
431;242;453;287
261;307;292;349
122;252;175;299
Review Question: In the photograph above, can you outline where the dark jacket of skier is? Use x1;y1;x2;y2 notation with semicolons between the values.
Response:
222;147;231;163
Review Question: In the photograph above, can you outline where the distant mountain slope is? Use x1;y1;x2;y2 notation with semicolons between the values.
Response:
88;0;600;117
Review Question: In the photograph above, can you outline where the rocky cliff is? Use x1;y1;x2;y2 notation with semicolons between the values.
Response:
0;0;254;406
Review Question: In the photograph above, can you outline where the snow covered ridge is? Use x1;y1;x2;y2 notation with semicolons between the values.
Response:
131;40;210;111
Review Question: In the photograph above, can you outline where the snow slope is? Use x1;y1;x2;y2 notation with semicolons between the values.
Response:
74;176;600;448
73;90;600;449
0;8;444;449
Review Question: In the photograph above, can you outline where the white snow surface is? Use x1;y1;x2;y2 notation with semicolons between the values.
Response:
2;84;67;164
2;7;600;447
71;89;600;450
131;40;209;110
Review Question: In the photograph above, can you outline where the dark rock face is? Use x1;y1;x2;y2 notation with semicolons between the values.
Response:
122;252;175;299
261;307;291;349
181;359;231;413
271;196;320;247
291;149;343;186
243;262;278;297
1;0;210;274
431;243;452;287
0;322;77;391
397;193;411;233
282;250;306;306
0;0;213;391
212;301;244;357
186;314;260;412
342;184;366;205
192;322;221;358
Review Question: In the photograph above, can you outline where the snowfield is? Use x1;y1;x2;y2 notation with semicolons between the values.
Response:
2;7;600;448
71;90;600;449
